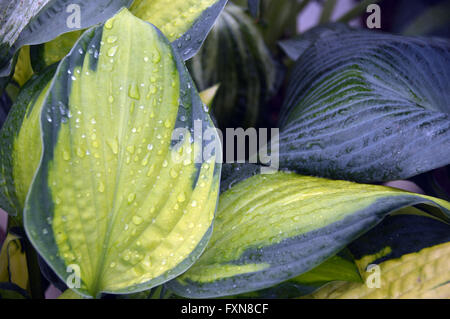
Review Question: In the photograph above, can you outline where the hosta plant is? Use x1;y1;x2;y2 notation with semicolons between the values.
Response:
0;0;449;300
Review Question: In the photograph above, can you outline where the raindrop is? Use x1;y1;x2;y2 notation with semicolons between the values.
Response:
128;83;141;100
152;51;161;63
177;192;186;203
63;151;70;161
105;19;114;29
170;168;178;178
107;35;118;43
132;216;143;225
128;193;136;203
183;48;193;56
98;182;105;193
107;45;118;56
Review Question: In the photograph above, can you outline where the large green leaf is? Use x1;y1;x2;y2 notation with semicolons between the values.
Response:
0;64;57;218
167;169;450;298
278;26;450;183
0;0;133;77
188;3;277;129
131;0;228;60
306;213;450;298
22;8;221;298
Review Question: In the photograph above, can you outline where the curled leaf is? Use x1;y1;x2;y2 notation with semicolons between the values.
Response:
167;170;450;298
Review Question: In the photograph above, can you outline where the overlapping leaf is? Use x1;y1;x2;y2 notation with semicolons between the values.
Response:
22;9;221;297
0;0;133;77
230;251;362;298
28;0;229;72
131;0;228;60
279;26;450;182
0;65;56;218
305;213;450;298
167;168;450;298
0;231;29;291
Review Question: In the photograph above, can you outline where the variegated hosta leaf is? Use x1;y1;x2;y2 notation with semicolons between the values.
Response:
0;231;29;291
231;251;362;299
304;243;450;299
279;26;450;183
305;214;450;298
131;0;228;60
167;170;450;298
23;9;221;298
0;0;133;77
29;0;228;71
30;30;83;74
349;212;450;268
0;65;57;218
256;0;308;49
12;46;33;87
188;2;277;129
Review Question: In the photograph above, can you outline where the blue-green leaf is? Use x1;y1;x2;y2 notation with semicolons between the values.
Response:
279;26;450;182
